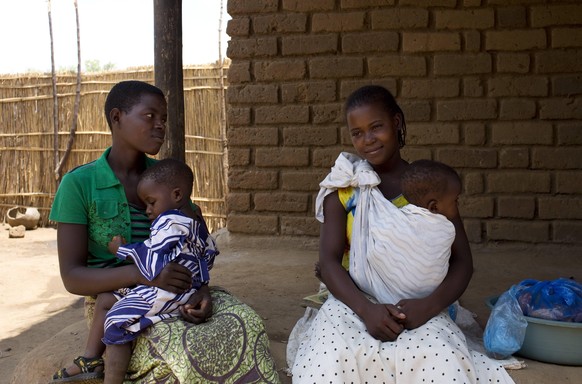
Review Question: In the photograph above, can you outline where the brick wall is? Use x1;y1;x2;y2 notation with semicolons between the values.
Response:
225;0;582;245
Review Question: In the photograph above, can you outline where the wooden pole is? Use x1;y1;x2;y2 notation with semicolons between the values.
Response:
153;0;185;162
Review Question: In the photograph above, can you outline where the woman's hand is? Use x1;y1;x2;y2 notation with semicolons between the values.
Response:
147;262;192;294
180;284;213;324
395;298;438;330
360;302;406;342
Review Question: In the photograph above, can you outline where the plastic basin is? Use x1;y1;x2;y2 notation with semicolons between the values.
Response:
486;296;582;366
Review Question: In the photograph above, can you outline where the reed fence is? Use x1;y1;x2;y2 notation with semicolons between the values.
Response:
0;65;228;233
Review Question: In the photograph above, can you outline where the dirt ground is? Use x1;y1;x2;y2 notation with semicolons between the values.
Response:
0;223;581;384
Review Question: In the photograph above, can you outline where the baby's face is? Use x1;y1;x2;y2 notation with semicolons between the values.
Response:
137;179;178;221
436;177;461;220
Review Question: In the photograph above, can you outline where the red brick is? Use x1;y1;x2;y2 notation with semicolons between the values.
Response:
254;60;307;81
226;84;278;104
402;32;461;52
342;32;399;53
312;12;365;32
538;197;582;219
531;4;582;27
399;101;432;122
552;221;582;244
256;147;309;167
401;148;433;162
434;53;492;75
227;127;279;146
401;78;460;98
283;126;338;146
227;37;278;59
226;17;250;37
496;53;530;73
463;30;481;52
226;107;251;126
227;214;278;235
496;6;527;28
399;0;456;6
228;170;278;190
371;9;429;29
535;50;582;73
485;30;546;51
556;172;582;194
497;196;535;219
486;220;550;243
463;77;484;97
552;28;582;49
463;123;486;146
255;105;310;124
227;0;278;14
463;219;483;243
227;193;251;212
280;216;320;236
539;98;582;120
491;122;553;145
532;148;582;169
368;56;427;77
227;61;251;83
557;123;582;145
487;172;551;193
499;99;536;120
341;0;395;8
499;148;529;169
281;81;337;103
283;0;335;12
281;170;329;191
436;100;497;121
312;148;345;168
253;14;307;34
312;104;344;124
254;192;309;212
227;148;251;166
309;57;364;79
435;9;495;29
463;172;484;194
552;74;582;96
340;79;398;99
406;123;460;145
458;196;494;218
281;35;338;56
487;76;548;97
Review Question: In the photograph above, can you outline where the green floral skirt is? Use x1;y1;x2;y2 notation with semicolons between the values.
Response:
85;287;280;383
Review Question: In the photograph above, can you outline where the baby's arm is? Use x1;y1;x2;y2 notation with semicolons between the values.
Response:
107;235;126;255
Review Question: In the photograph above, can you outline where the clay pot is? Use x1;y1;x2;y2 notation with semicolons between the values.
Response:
6;206;40;230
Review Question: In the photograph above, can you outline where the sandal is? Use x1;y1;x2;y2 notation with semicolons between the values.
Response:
50;356;104;383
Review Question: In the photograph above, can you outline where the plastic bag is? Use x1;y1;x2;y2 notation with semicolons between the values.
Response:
483;285;528;359
515;278;582;322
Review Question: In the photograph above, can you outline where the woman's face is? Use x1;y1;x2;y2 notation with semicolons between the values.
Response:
114;93;168;156
347;102;402;168
137;178;178;221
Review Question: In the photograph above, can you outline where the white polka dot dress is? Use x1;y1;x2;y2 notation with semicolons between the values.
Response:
291;296;515;384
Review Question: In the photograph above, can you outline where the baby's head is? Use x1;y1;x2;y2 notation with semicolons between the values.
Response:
401;160;461;220
104;80;165;130
137;158;194;220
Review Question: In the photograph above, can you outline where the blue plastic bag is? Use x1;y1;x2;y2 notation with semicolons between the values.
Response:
515;278;582;322
483;285;528;359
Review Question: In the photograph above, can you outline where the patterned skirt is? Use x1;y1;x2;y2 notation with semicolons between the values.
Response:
85;287;280;383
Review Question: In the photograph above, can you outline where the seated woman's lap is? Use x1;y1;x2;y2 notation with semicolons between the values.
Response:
85;288;280;384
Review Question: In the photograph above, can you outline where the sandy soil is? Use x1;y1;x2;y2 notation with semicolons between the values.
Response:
1;223;581;384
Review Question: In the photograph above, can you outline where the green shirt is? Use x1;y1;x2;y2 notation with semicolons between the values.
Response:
49;148;157;268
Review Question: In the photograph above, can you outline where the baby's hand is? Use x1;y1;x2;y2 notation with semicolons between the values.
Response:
108;235;126;255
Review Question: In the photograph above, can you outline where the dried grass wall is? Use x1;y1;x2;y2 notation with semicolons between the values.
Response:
0;66;227;233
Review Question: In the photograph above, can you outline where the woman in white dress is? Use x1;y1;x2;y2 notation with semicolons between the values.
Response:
291;85;515;384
